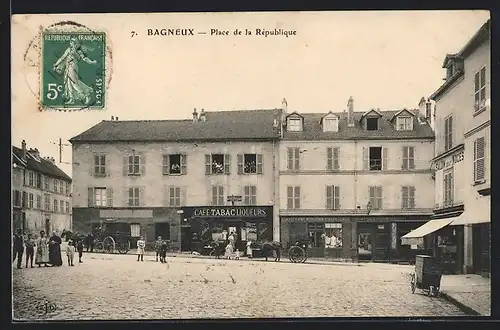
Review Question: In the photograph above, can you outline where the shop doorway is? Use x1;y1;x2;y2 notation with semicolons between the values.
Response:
155;222;170;241
472;225;482;274
358;232;372;260
180;225;191;251
373;224;390;261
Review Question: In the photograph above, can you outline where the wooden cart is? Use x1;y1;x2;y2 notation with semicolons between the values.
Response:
410;255;442;297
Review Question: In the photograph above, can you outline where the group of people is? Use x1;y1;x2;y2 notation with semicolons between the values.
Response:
12;228;84;269
134;235;169;263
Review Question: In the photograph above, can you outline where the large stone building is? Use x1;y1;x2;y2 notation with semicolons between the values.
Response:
12;141;73;235
428;19;490;276
70;109;282;251
279;97;435;262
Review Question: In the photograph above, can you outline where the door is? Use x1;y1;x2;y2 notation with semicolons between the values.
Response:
21;212;26;233
472;225;482;274
358;223;373;261
154;222;170;241
226;224;242;251
45;218;51;235
180;226;191;251
374;224;390;262
481;224;490;275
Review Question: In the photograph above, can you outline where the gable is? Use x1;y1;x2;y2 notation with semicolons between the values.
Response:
360;109;383;121
390;109;415;122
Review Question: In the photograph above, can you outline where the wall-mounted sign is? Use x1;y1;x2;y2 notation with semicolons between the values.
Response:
192;207;267;218
434;150;464;171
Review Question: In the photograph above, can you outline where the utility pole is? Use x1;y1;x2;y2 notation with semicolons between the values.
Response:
50;138;71;164
59;138;62;164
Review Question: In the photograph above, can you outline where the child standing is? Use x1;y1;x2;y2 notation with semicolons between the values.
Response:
136;236;145;261
154;236;162;262
159;240;168;263
76;238;84;263
24;234;36;268
66;240;76;266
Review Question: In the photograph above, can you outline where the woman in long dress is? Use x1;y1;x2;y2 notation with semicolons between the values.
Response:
35;231;49;267
52;38;97;105
48;231;63;267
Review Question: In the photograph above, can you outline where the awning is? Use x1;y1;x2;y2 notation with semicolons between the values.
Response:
400;217;457;245
450;197;490;226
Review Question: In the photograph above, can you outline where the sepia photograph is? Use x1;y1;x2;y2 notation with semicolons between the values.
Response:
11;10;490;320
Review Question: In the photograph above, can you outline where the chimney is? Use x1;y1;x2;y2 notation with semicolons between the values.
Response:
199;109;206;122
192;108;198;122
21;140;27;160
282;98;288;113
347;97;354;127
111;116;114;120
116;117;119;120
417;96;426;118
425;100;432;121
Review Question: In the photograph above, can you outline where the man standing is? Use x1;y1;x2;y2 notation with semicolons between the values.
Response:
136;236;146;261
12;228;24;269
154;236;162;262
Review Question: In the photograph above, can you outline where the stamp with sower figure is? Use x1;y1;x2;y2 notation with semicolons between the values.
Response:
42;31;106;109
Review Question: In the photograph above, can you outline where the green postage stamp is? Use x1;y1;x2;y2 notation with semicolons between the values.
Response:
42;32;106;109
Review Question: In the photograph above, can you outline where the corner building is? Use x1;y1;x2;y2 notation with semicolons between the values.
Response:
279;98;436;262
70;109;281;251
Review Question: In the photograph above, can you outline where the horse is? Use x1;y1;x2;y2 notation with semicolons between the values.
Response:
260;241;282;262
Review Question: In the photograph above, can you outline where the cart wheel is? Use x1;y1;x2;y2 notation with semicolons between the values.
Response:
410;273;416;294
432;286;440;297
209;250;215;258
428;286;434;297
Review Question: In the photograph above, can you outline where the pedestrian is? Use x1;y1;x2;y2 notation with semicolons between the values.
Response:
159;240;168;263
12;228;24;269
24;233;36;268
48;231;63;267
85;232;94;252
35;230;50;267
76;238;84;263
66;240;76;266
246;240;252;258
136;236;145;261
154;236;162;262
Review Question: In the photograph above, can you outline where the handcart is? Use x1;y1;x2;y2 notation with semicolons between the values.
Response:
410;255;442;297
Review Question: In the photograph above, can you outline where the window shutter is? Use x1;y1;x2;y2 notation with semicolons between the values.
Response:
256;154;263;174
244;186;250;205
378;187;383;209
218;186;224;205
168;187;174;207
205;154;212;175
334;186;340;210
294;148;300;170
410;187;416;208
88;187;94;207
363;147;368;170
402;147;408;170
326;148;333;170
287;186;293;209
91;155;96;176
326;185;333;209
123;155;128;176
180;154;187;175
369;187;374;207
163;186;168;206
237;154;244;174
212;186;218;206
287;148;293;170
140;155;146;175
162;155;170;175
333;147;340;170
139;187;145;206
224;154;231;174
294;186;301;209
382;148;388;170
107;188;113;207
409;147;415;169
180;187;186;206
401;187;408;208
475;137;485;181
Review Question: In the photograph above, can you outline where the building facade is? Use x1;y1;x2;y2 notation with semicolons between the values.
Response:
279;97;435;262
70;109;282;251
429;19;490;276
12;141;73;235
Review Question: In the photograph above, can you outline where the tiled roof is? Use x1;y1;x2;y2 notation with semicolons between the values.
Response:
12;146;72;181
70;109;282;143
283;110;434;141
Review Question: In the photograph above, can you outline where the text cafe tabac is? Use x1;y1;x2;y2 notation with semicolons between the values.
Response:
192;207;268;218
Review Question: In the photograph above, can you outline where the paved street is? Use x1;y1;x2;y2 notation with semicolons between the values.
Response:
13;253;468;320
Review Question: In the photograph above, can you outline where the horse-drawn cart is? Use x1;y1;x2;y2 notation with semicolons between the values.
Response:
410;255;442;297
288;241;308;263
93;230;131;255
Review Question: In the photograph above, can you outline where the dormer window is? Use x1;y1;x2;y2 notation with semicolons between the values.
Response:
366;117;379;131
323;118;338;132
396;116;413;131
286;113;304;132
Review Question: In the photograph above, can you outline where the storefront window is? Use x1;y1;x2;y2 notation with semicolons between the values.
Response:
200;221;210;241
325;223;342;248
437;228;458;263
245;222;257;242
308;222;325;248
211;223;224;241
257;223;268;242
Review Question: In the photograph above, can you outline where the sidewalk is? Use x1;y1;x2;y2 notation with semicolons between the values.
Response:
439;274;491;316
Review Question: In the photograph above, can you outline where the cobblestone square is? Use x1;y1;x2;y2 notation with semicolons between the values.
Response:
13;254;467;320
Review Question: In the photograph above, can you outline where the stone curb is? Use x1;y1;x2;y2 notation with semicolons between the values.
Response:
438;291;481;316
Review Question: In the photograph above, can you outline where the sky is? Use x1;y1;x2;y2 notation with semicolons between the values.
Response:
11;10;490;177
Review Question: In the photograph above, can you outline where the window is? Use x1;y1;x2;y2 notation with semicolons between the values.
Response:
28;171;34;186
169;187;182;207
425;103;432;119
22;191;27;207
36;173;42;189
307;223;325;248
444;116;453;151
237;154;263;174
402;146;415;170
402;186;416;209
474;67;487;112
28;193;34;208
244;185;257;205
397;117;413;131
369;186;383;210
36;195;41;209
13;190;21;207
59;181;64;194
326;185;340;210
128;187;140;206
53;199;58;212
60;200;64;213
53;179;58;193
323;117;339;132
446;64;454;79
127;155;141;175
287;118;302;132
94;155;106;175
66;182;70;195
287;147;300;171
65;201;70;213
369;147;382;171
443;170;454;207
212;186;224;206
205;154;230;175
474;137;485;183
130;224;141;237
325;223;343;248
44;177;49;190
287;186;301;210
163;154;187;175
366;117;379;131
44;194;50;211
326;147;340;170
95;188;108;207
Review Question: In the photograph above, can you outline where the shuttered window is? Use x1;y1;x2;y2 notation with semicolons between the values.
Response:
369;186;383;210
443;170;454;207
326;147;340;170
287;186;301;210
212;186;224;206
244;185;257;205
401;186;416;209
474;137;485;183
326;185;340;210
402;146;415;170
474;66;487;112
287;147;300;171
444;116;453;151
128;187;140;206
